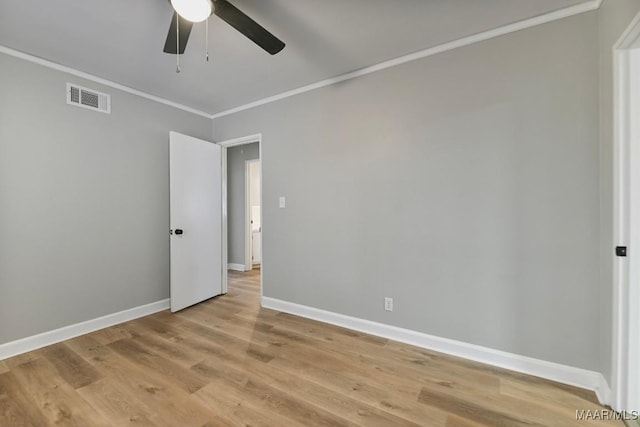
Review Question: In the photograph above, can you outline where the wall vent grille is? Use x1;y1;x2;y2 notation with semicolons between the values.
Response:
66;83;110;114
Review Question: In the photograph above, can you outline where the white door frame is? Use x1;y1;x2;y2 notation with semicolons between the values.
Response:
245;159;261;271
216;134;262;295
612;11;640;413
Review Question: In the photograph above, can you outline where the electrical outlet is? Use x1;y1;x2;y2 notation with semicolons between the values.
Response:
384;297;393;312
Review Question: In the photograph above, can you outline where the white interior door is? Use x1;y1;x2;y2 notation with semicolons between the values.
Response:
252;229;262;264
170;131;222;312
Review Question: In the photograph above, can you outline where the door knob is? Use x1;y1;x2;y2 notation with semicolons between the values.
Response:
174;229;184;235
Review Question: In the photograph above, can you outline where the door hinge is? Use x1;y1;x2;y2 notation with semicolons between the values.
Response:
616;246;627;257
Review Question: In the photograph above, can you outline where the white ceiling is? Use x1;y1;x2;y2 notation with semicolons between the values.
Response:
0;0;590;115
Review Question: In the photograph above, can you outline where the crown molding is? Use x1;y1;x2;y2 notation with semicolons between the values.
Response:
0;45;213;119
211;0;601;119
1;0;602;121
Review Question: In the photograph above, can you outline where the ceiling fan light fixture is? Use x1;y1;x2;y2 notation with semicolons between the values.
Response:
171;0;212;23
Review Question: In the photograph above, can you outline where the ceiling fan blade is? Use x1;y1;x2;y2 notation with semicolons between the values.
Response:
212;0;285;55
163;12;194;54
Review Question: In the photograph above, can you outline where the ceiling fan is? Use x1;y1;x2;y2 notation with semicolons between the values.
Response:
163;0;285;56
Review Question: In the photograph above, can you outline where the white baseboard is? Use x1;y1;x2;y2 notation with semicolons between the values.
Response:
228;263;246;271
0;299;170;361
262;296;610;403
595;375;613;407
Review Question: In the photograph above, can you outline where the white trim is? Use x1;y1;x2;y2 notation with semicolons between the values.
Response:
262;296;609;399
612;10;640;413
0;45;211;119
217;133;262;148
221;144;229;293
258;142;263;300
216;134;263;297
245;159;261;271
245;160;252;271
597;378;613;408
227;263;246;272
210;0;601;119
0;299;170;360
613;9;640;49
2;1;600;121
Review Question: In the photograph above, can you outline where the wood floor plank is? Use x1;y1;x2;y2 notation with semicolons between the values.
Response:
107;338;207;394
275;310;390;345
256;313;503;395
419;386;546;427
197;360;357;427
265;341;450;425
446;414;491;427
128;315;186;341
261;328;425;399
89;324;134;345
219;308;499;402
0;268;622;426
193;377;301;427
500;377;591;413
66;335;219;426
116;322;206;369
240;376;357;427
76;378;157;426
170;314;273;359
193;356;422;427
10;358;106;426
387;338;601;405
497;379;618;427
40;343;102;389
0;371;51;427
3;350;42;369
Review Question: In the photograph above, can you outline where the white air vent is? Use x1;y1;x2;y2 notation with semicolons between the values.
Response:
66;83;110;114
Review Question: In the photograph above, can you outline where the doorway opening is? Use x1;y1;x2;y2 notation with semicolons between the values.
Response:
218;134;262;299
246;159;262;271
612;11;640;414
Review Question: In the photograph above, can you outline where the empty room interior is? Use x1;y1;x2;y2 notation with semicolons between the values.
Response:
1;0;640;425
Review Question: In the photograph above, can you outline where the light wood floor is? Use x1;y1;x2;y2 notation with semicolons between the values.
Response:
0;269;620;426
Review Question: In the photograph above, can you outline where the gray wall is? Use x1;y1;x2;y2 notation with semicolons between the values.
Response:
213;13;601;370
597;0;640;384
0;53;211;345
227;142;260;266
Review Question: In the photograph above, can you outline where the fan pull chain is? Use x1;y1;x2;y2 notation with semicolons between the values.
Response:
205;19;209;62
176;15;181;73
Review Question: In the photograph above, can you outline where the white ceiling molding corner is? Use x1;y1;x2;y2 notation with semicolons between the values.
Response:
211;0;601;119
0;45;213;119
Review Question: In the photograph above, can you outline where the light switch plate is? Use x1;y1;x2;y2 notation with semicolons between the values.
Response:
279;196;286;208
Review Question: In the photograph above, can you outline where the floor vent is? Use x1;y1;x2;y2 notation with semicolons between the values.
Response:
66;83;110;114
